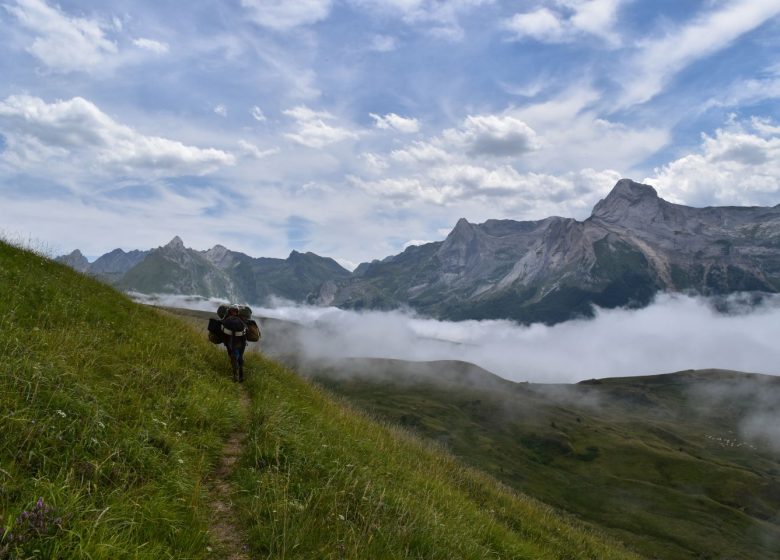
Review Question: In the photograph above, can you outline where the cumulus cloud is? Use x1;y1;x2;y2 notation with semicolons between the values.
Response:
442;114;540;157
618;0;780;108
241;0;333;30
370;112;420;133
504;0;624;46
390;141;450;164
646;117;780;207
283;105;359;148
0;94;235;176
132;37;169;54
214;104;228;117
6;0;118;72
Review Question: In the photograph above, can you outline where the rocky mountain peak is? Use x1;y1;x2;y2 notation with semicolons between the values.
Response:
56;249;90;273
590;179;662;225
164;236;185;250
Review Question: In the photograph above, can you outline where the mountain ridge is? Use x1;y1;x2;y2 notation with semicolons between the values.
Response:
57;178;780;323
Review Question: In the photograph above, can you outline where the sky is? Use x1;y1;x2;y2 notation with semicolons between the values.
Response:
1;0;780;268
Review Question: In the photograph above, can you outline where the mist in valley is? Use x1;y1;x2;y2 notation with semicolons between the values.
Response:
139;291;780;384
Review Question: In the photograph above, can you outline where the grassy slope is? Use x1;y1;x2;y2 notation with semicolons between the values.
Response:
0;241;247;559
0;242;641;559
312;365;780;560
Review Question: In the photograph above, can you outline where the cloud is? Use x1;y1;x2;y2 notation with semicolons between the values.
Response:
351;0;493;40
132;37;169;54
283;105;359;148
441;114;540;157
238;292;780;384
370;112;421;133
619;0;780;107
504;0;624;46
214;104;228;117
369;34;398;52
0;95;235;176
350;166;621;214
5;0;118;72
390;141;450;164
251;106;267;122
240;0;333;30
237;140;280;159
645;117;780;207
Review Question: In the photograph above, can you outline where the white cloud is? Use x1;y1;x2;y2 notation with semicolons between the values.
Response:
369;34;398;52
251;106;267;122
214;104;228;117
283;105;359;149
240;0;333;30
132;37;169;54
441;114;540;157
504;0;624;46
0;95;235;176
249;293;780;384
645;117;780;207
619;0;780;108
390;141;450;164
504;7;566;42
5;0;118;72
370;112;420;133
351;0;493;40
237;140;280;159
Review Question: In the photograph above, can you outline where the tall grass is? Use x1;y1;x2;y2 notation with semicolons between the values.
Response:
233;354;643;559
0;241;244;559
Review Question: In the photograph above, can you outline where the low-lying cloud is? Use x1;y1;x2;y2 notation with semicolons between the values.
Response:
141;291;780;384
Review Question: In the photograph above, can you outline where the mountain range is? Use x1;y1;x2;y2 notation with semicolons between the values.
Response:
57;178;780;324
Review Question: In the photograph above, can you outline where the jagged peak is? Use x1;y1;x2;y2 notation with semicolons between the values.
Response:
591;179;660;222
164;236;185;250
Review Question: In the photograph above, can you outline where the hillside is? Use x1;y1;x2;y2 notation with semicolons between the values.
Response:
0;240;640;559
307;359;780;560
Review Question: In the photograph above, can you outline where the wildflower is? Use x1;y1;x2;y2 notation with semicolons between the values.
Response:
177;459;184;464
56;410;66;418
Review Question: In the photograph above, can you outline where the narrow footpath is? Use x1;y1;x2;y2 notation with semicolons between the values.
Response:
206;388;252;559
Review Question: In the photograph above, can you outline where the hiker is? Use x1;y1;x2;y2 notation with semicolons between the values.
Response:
221;304;248;382
207;303;261;382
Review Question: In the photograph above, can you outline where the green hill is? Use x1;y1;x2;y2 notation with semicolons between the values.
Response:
309;360;780;560
0;240;639;558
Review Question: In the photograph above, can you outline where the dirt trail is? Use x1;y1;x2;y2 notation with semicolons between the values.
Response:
206;389;252;559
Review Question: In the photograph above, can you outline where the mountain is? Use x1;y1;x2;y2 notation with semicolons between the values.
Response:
320;179;780;323
88;247;149;283
55;249;89;272
310;362;780;560
57;237;351;303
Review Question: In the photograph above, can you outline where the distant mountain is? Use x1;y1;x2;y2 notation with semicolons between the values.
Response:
57;236;352;304
318;179;780;324
55;249;90;273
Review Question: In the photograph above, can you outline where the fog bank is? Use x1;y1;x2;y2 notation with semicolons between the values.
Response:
138;292;780;384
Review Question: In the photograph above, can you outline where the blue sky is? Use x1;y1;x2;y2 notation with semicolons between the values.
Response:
1;0;779;268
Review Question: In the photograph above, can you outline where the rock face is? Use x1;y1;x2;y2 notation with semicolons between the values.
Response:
58;237;352;303
55;249;90;273
325;179;780;323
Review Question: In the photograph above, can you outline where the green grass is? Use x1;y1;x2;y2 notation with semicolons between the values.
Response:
311;365;780;560
0;241;245;559
0;240;641;559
